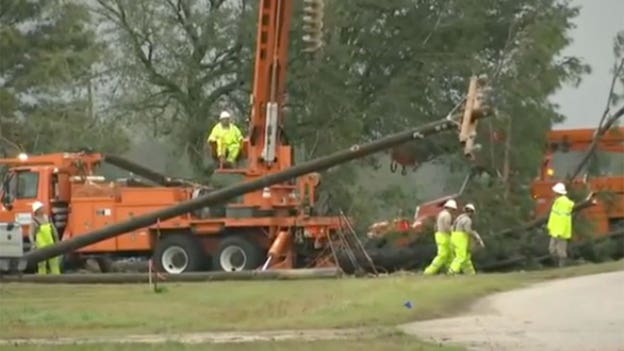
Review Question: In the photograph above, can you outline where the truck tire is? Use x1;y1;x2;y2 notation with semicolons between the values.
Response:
154;234;206;274
95;256;113;273
213;235;264;272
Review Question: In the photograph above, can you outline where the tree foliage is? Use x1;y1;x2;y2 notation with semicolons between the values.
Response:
90;0;256;173
87;0;592;235
609;30;624;107
0;0;127;155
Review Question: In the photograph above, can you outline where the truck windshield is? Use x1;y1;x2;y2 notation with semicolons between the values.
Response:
4;171;40;199
550;150;624;179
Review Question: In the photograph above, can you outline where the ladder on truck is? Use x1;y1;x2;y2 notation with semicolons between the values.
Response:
327;210;379;276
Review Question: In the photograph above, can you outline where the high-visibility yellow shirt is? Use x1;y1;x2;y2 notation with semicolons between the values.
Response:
547;195;575;240
207;123;243;147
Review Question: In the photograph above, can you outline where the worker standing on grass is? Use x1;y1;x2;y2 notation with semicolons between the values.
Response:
448;203;484;275
207;110;244;168
28;201;61;275
547;182;575;267
423;199;458;275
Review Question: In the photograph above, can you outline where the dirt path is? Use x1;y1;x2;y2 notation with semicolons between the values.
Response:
399;269;624;351
0;328;382;346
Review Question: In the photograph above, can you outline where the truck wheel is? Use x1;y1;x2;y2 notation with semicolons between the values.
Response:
95;256;113;273
213;236;264;272
154;234;205;274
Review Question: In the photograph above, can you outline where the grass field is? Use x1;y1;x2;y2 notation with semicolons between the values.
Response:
3;335;462;351
1;260;621;342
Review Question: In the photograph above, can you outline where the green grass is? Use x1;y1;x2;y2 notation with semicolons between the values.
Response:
2;335;461;351
0;260;621;340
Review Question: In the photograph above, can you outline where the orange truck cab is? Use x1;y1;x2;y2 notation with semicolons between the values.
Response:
530;127;624;236
0;154;90;245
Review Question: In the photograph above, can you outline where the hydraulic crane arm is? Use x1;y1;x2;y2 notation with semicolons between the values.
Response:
103;154;203;188
246;0;324;173
0;152;197;188
248;0;293;170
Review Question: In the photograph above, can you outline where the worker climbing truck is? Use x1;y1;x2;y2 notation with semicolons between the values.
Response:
0;0;492;275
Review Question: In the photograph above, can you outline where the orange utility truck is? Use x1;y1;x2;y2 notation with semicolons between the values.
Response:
0;0;343;274
531;127;624;236
0;151;341;273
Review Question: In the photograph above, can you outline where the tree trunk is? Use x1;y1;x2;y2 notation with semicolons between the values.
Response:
502;116;513;199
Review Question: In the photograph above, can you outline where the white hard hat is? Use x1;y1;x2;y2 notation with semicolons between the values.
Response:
552;182;567;195
219;110;231;120
464;203;476;212
443;199;458;210
32;201;44;213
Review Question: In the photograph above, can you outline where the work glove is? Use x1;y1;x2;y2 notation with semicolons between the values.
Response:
478;238;485;248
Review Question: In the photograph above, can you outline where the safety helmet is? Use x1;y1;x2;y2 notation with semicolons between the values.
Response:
464;203;476;212
443;199;458;210
219;110;232;120
552;182;567;195
32;201;44;213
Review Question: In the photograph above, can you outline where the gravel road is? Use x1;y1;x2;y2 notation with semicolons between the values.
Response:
400;269;624;351
0;328;379;346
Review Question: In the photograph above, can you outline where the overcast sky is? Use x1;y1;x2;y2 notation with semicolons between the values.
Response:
550;0;624;129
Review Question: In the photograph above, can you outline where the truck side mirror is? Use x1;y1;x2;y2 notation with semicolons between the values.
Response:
2;194;13;210
1;177;13;209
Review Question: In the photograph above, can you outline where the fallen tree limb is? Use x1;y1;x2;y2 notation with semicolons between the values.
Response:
568;104;624;180
481;227;624;270
494;196;597;238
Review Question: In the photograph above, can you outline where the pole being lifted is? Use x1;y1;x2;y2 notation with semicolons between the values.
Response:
103;154;199;187
20;76;490;270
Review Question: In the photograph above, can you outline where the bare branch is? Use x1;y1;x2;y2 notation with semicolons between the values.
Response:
209;0;227;10
199;43;242;71
199;79;245;114
598;58;624;130
164;0;199;45
198;46;242;85
568;104;624;181
96;0;184;98
567;57;624;180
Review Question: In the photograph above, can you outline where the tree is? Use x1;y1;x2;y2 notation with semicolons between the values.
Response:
0;0;127;155
285;1;589;224
610;30;624;107
90;0;255;173
91;0;590;250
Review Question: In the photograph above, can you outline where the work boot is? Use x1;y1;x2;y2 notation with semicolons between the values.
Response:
557;257;567;268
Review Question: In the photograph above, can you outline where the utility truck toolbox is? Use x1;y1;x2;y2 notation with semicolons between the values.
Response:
0;222;23;272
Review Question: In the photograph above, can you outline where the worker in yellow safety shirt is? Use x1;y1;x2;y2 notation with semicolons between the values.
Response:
423;199;458;275
448;203;485;275
207;110;244;168
28;201;61;275
547;182;575;267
